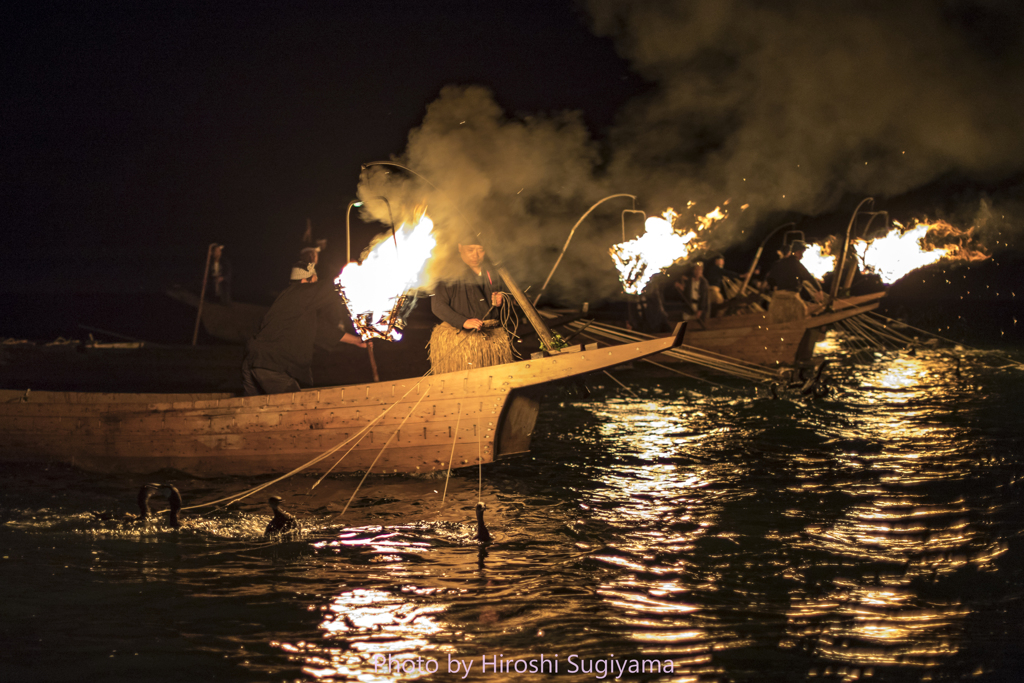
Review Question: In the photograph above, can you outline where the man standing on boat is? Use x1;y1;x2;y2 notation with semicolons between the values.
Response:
207;243;232;304
673;261;711;322
241;258;366;395
766;240;824;322
428;238;512;373
703;252;740;316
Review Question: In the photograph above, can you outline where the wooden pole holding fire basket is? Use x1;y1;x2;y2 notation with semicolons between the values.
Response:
367;341;380;382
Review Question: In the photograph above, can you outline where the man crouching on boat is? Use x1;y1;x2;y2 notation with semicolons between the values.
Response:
428;238;513;374
241;258;366;395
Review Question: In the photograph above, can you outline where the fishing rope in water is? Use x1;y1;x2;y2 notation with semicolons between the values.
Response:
477;416;483;504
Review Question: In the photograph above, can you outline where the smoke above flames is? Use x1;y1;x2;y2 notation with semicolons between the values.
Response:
358;0;1024;303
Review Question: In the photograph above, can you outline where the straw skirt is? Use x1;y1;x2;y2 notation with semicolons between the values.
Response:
428;322;513;374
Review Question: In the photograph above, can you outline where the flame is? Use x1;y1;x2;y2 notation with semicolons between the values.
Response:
801;243;837;280
610;206;727;295
334;214;437;341
856;219;987;283
788;219;987;285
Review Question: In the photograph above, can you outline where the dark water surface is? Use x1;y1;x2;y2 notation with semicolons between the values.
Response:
2;344;1024;682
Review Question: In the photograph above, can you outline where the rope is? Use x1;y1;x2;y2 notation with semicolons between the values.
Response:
440;401;461;506
602;369;638;397
180;380;426;512
640;358;732;388
478;417;483;503
334;382;434;519
866;311;1024;369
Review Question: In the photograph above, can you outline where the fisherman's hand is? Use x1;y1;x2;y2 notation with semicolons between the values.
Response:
341;333;367;348
491;292;504;307
463;318;484;331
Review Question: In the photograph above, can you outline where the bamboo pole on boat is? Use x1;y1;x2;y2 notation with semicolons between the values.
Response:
830;198;874;301
532;193;637;307
191;243;218;346
496;265;556;351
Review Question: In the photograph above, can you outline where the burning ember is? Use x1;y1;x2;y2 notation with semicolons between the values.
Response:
610;206;728;295
334;213;437;341
800;219;987;285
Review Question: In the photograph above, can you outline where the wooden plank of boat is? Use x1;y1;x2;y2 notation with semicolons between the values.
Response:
0;323;686;477
690;291;885;331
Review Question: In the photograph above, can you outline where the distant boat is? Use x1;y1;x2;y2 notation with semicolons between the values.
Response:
0;324;686;477
680;291;885;366
166;286;268;344
558;292;885;369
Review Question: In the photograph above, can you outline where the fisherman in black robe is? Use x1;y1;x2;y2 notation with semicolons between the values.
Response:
242;258;366;395
431;242;504;330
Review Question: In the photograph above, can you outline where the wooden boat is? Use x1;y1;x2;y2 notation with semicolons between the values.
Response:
681;291;886;366
560;292;885;369
166;286;268;344
0;324;686;477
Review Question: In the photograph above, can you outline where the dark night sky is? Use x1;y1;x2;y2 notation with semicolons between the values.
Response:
3;0;1024;312
1;1;644;296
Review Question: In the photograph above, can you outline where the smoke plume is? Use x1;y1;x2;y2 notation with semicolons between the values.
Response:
360;0;1024;303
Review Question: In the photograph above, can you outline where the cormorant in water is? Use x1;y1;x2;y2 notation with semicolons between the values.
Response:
137;483;160;518
136;483;183;528
800;360;831;397
264;496;299;537
165;485;182;529
475;502;492;546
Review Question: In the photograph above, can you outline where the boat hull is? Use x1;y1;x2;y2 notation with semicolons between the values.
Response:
558;292;885;369
0;326;685;477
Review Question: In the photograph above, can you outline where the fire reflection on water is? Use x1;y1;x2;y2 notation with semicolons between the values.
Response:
568;349;1011;676
15;342;1011;681
781;352;1006;670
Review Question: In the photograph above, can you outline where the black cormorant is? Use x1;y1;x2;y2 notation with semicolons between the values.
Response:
134;483;182;527
264;496;299;537
800;360;831;397
475;502;491;546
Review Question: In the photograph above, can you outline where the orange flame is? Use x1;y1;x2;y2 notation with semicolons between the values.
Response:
856;219;987;283
334;214;437;341
793;219;987;285
610;206;727;295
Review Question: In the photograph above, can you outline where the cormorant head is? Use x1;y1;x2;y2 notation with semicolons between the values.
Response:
137;483;162;517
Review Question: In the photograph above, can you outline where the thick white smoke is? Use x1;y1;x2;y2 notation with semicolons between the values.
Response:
360;0;1024;302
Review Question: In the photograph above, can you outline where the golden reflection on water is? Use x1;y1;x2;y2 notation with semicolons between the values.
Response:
579;400;724;672
783;351;1006;670
267;528;454;682
580;350;1009;675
